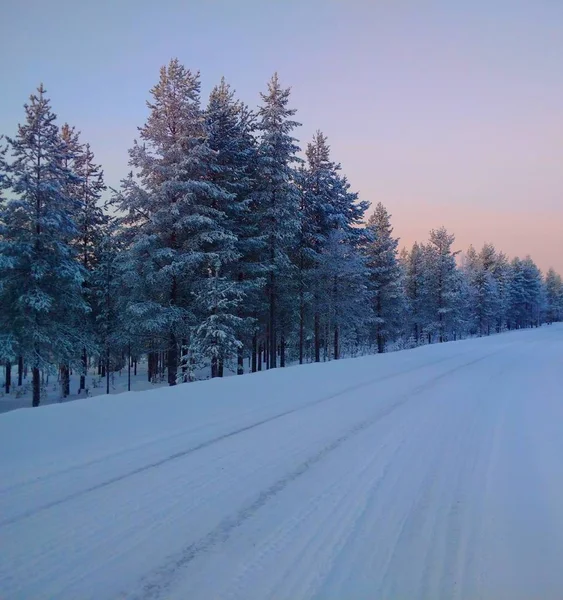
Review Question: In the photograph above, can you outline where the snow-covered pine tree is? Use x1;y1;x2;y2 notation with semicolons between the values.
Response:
402;242;428;343
463;243;500;336
364;202;404;352
59;123;108;390
507;257;526;329
299;131;339;362
0;140;17;374
545;268;563;323
520;256;544;327
0;85;88;406
113;60;236;385
204;77;262;375
254;73;301;368
425;227;460;343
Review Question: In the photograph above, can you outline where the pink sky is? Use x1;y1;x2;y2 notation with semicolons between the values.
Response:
1;1;561;272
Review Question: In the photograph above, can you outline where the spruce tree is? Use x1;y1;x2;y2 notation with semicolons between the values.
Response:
0;85;87;405
113;60;235;385
425;227;460;342
545;268;563;323
205;78;261;375
254;73;301;368
364;202;403;352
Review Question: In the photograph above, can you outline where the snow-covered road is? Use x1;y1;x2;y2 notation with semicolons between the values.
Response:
1;325;563;599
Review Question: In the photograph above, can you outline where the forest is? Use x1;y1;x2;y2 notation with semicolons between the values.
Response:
1;59;562;406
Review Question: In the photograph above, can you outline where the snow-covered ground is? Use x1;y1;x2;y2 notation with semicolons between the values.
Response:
1;325;563;599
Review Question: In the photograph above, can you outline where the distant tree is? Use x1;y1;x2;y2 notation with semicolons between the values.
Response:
545;268;563;323
424;227;460;342
364;202;404;352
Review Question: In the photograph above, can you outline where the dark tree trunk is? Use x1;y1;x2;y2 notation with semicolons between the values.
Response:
258;342;262;371
5;361;11;394
127;344;131;392
32;367;40;407
181;337;188;382
211;356;218;379
252;333;257;373
218;358;224;378
299;288;304;365
237;347;244;375
376;295;384;353
80;348;87;390
167;332;178;386
101;360;106;378
280;332;286;368
18;356;23;386
105;348;110;395
134;358;137;376
61;364;70;397
334;325;339;360
377;334;385;354
314;311;320;363
269;272;276;369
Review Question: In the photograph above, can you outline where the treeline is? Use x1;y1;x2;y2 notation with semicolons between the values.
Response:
1;59;562;406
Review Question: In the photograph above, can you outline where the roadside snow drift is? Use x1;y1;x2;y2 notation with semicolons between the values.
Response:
2;325;563;599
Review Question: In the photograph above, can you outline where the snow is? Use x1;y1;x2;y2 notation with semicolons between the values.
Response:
1;325;563;599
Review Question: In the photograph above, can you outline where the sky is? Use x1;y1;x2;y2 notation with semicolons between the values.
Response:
1;0;562;273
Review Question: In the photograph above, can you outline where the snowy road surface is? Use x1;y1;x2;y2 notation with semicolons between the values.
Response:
1;326;563;599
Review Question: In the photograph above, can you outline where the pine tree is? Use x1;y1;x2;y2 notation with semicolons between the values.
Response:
205;77;261;375
364;203;403;352
402;242;428;343
545;268;563;323
113;60;235;385
425;227;460;342
299;131;341;362
254;73;301;368
0;85;88;406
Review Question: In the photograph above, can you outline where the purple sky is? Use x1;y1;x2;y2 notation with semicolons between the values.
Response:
1;0;562;272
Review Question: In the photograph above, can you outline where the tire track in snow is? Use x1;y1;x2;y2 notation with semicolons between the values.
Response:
129;351;499;600
0;350;482;529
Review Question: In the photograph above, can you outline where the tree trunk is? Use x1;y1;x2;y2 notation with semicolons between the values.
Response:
299;289;305;365
314;311;320;363
80;348;87;390
377;333;385;354
269;272;277;369
127;344;131;392
376;294;384;353
32;367;40;407
211;356;218;379
237;347;244;375
167;332;178;386
280;332;286;367
181;338;188;382
258;342;262;371
18;356;23;386
218;358;224;378
252;333;257;373
61;364;70;397
334;324;339;360
5;361;11;394
105;348;110;394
